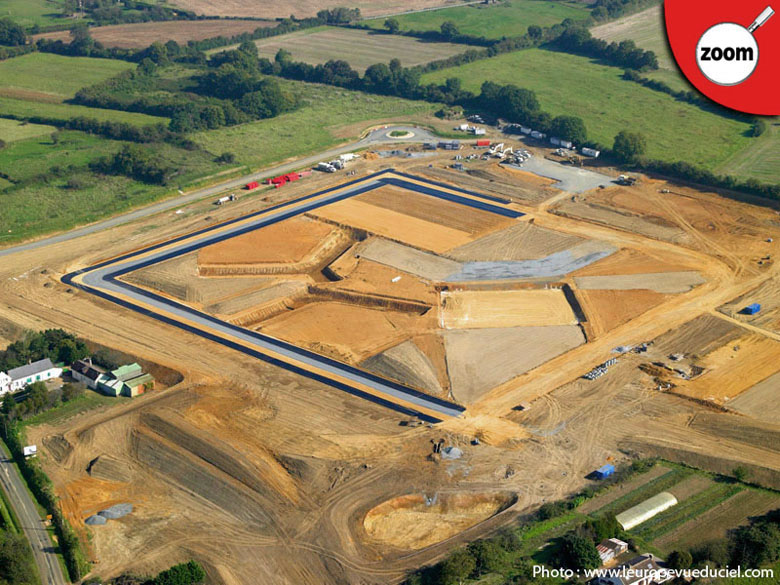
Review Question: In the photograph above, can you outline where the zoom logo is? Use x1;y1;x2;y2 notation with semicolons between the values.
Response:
696;6;774;85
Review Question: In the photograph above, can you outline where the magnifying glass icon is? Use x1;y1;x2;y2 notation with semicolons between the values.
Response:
696;6;774;86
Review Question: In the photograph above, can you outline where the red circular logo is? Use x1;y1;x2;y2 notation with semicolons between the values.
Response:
665;1;779;114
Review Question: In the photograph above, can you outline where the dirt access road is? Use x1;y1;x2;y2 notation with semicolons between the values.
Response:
0;442;68;585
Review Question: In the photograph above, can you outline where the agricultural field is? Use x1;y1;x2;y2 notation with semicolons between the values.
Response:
0;0;66;28
238;27;469;72
592;5;675;72
0;118;57;143
0;53;135;100
591;5;780;182
33;19;276;48
584;462;780;556
0;131;226;244
363;0;589;38
421;49;755;170
190;82;437;168
0;96;167;126
166;0;464;18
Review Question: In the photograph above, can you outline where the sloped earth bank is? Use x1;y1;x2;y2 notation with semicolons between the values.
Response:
363;492;515;550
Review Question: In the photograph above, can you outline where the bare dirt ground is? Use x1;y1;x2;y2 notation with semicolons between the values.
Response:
444;325;586;403
4;151;780;585
447;222;583;262
199;216;336;265
166;0;461;19
728;371;780;422
363;492;512;550
33;20;274;48
574;271;705;294
440;289;577;328
576;289;670;339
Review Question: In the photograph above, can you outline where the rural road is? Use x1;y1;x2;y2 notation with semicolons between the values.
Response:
0;126;437;259
0;442;68;585
64;169;523;422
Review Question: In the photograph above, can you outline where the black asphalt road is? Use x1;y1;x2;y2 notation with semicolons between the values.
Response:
0;126;437;259
66;170;522;421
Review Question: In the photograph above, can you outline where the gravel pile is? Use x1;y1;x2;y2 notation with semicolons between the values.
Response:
98;503;133;519
84;515;107;526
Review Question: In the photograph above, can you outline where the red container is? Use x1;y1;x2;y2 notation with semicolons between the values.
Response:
245;181;260;190
476;139;490;147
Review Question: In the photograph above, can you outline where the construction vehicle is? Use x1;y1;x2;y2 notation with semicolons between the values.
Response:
317;162;337;173
214;194;236;206
616;174;637;186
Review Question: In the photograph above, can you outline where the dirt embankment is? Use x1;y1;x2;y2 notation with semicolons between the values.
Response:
363;492;515;550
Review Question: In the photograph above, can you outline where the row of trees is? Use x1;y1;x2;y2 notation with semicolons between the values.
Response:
2;381;86;421
0;530;37;585
0;329;89;371
1;418;90;580
590;0;660;22
555;26;658;70
60;0;194;26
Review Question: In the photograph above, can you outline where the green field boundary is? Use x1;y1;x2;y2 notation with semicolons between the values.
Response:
592;465;693;517
20;391;128;428
634;482;745;542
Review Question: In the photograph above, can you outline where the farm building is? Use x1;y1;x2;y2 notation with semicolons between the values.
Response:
0;358;63;395
742;303;761;315
89;362;155;398
615;492;678;531
589;553;672;585
70;358;109;390
597;538;628;565
595;463;615;479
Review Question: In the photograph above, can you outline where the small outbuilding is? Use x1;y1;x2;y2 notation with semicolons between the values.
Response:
595;464;615;479
743;303;761;315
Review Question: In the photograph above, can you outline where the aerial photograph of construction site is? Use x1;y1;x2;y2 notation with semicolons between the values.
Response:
0;2;779;585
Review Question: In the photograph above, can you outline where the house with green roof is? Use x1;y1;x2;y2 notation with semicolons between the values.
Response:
96;362;155;398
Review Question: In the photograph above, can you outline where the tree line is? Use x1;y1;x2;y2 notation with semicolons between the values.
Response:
0;329;88;372
92;560;207;585
554;25;658;70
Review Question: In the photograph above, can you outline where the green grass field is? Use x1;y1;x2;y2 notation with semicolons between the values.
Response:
716;120;780;184
0;0;66;28
0;118;57;143
421;49;754;170
0;96;167;126
191;82;436;169
0;130;227;244
363;0;589;39
21;391;128;427
0;53;135;99
591;5;672;69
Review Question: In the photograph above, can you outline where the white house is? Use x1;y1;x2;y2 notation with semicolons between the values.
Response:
2;358;63;394
0;371;11;395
